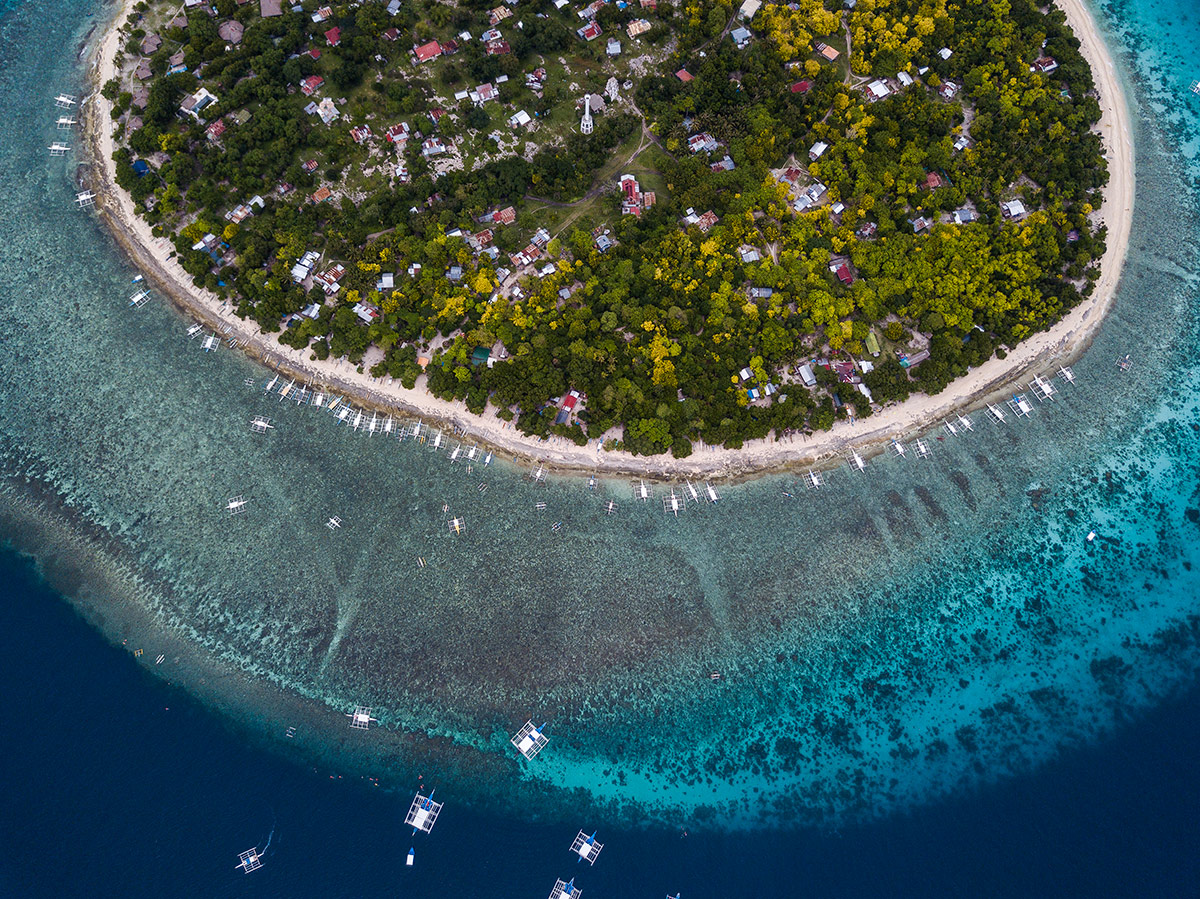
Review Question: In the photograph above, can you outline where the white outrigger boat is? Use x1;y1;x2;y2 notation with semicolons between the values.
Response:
129;288;151;307
54;93;77;108
988;403;1007;423
956;412;974;431
662;491;683;516
1008;393;1034;417
201;333;221;351
1058;365;1076;385
914;438;931;459
634;479;651;501
704;481;719;503
225;495;248;515
891;439;907;458
805;470;821;489
249;416;274;433
848;450;866;472
1029;374;1057;402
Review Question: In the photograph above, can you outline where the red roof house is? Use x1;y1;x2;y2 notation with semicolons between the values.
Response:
413;40;442;63
675;68;693;82
790;80;812;94
324;26;341;46
834;263;853;285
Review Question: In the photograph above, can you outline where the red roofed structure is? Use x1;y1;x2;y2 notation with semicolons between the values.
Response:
413;40;442;63
675;68;693;82
790;80;812;94
324;26;341;46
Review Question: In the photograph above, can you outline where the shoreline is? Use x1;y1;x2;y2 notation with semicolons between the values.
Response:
80;0;1134;481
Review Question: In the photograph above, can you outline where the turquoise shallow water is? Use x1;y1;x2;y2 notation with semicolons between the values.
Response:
2;0;1200;832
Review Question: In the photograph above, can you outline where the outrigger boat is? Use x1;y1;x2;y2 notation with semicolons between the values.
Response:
1008;393;1034;417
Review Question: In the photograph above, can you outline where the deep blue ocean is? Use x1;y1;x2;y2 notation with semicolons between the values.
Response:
3;0;1200;893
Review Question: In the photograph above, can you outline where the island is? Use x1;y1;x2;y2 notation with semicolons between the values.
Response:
87;0;1127;466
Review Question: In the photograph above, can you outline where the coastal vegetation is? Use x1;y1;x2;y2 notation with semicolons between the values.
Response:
105;0;1107;456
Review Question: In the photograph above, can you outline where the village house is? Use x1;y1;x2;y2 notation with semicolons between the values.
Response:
618;174;656;216
180;87;218;120
316;97;339;124
682;208;719;232
421;137;447;157
577;21;603;41
412;40;442;63
352;301;380;324
627;18;652;37
218;20;244;44
384;122;411;143
1001;199;1027;219
687;132;719;154
314;264;347;294
866;79;891;101
290;250;319;282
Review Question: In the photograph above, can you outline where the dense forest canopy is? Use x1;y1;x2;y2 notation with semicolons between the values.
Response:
108;0;1108;456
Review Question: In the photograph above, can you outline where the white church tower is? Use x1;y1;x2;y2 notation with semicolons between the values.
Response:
580;95;593;135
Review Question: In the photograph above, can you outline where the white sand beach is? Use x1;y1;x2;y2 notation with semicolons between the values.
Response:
81;0;1134;479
